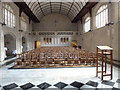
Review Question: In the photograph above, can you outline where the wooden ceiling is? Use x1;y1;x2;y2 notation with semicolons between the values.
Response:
13;0;98;23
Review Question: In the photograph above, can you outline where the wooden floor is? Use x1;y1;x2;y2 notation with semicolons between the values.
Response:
10;63;96;69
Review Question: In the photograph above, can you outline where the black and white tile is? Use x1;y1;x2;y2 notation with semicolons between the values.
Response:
54;82;68;89
37;82;51;90
20;82;35;90
2;83;18;90
1;79;120;90
70;81;84;89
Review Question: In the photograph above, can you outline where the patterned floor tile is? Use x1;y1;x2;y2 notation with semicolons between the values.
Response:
102;80;115;86
37;82;51;90
70;81;84;88
112;87;120;90
86;81;99;87
95;88;112;90
54;82;68;89
20;82;35;90
10;87;23;90
63;88;78;90
113;83;120;89
64;85;75;88
0;80;120;90
27;87;42;90
95;88;103;90
116;79;120;83
80;84;96;90
0;87;3;90
97;83;113;89
2;83;18;90
45;88;60;90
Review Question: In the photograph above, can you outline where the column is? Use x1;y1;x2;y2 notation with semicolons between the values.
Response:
52;37;54;45
55;37;56;45
16;31;22;54
0;2;5;61
0;27;5;61
58;37;60;45
57;37;59;45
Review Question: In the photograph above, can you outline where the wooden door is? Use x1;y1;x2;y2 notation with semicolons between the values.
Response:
35;41;41;49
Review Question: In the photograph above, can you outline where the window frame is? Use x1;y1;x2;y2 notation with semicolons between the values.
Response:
84;16;90;33
2;3;16;28
95;4;108;28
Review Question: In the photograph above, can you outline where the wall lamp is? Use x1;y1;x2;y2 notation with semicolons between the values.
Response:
106;22;114;26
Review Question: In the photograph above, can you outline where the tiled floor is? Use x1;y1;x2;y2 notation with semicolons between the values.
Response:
0;63;120;90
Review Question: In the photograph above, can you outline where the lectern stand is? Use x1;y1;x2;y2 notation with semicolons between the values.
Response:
96;46;113;80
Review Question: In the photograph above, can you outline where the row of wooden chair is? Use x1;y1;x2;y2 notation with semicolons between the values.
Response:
15;47;97;67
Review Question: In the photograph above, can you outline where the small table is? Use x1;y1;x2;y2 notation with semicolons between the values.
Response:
96;46;113;80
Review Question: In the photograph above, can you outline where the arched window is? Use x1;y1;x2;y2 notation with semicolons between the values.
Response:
96;5;108;28
84;17;90;32
21;17;27;31
2;3;15;28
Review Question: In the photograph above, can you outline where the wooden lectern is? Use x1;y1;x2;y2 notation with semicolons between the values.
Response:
96;46;113;80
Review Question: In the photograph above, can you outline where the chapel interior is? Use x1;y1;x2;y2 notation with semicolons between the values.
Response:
0;0;120;89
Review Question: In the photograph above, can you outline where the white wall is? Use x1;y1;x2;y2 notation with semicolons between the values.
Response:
78;2;119;60
31;31;77;48
33;13;77;31
32;13;78;48
0;2;33;61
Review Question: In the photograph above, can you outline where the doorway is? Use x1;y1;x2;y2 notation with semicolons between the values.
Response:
4;34;16;58
35;41;41;49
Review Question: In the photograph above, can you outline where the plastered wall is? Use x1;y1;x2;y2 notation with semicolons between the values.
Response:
33;13;78;31
78;2;119;60
32;13;78;48
0;2;33;61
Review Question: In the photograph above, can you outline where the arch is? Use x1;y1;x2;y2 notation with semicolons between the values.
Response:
24;1;86;21
4;32;16;40
95;4;108;28
4;33;16;58
96;4;108;14
93;3;108;17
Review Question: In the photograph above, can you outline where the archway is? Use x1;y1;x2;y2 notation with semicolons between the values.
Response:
22;37;27;52
4;34;16;58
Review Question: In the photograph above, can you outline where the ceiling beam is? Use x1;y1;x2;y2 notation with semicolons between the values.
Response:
72;1;99;23
59;2;62;13
13;1;40;23
50;1;52;13
67;2;74;16
38;2;45;16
